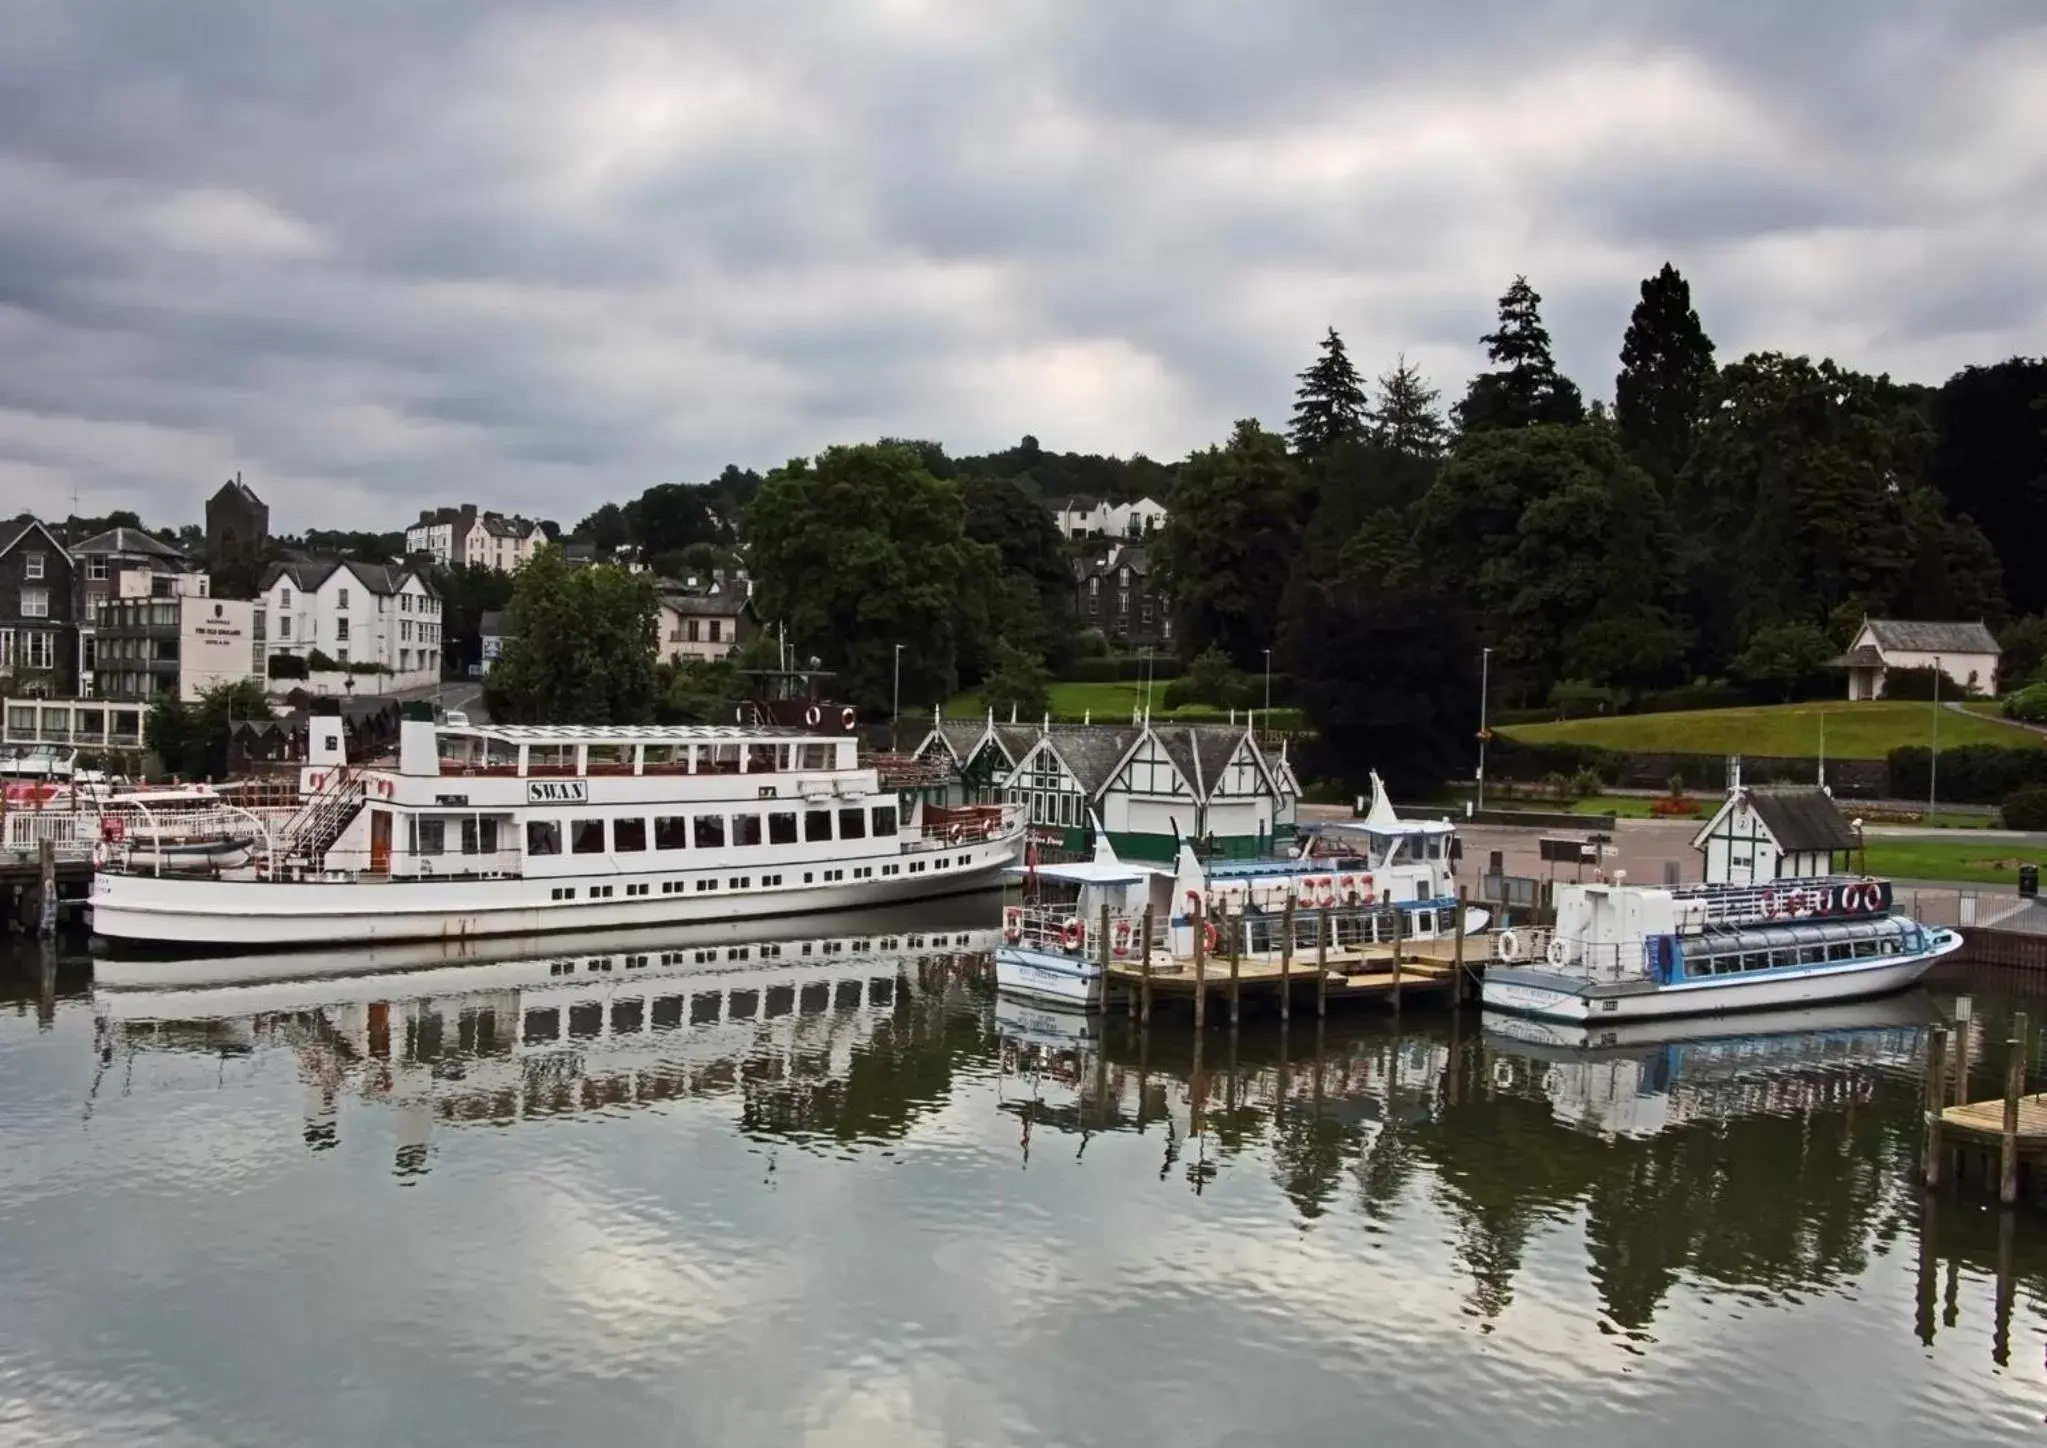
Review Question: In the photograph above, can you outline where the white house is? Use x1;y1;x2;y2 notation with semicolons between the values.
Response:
262;560;443;689
405;506;543;572
1831;618;2001;700
1047;495;1168;541
658;590;750;664
1690;785;1858;886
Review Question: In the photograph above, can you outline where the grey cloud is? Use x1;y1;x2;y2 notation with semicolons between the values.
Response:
0;0;2042;528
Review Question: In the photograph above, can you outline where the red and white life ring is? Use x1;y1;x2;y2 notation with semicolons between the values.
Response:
1202;920;1220;953
309;771;324;790
1112;919;1132;958
1338;873;1358;903
841;706;857;731
1003;907;1023;944
100;815;125;843
91;841;108;869
804;705;822;727
1061;917;1086;953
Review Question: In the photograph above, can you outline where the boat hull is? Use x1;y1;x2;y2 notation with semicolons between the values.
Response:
994;945;1113;1009
1482;929;1961;1023
90;832;1020;954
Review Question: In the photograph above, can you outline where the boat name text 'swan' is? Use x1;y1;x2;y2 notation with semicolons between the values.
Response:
526;780;589;804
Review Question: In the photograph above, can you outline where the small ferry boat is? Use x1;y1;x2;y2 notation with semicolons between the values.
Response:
90;711;1025;953
995;773;1485;1009
1483;873;1962;1023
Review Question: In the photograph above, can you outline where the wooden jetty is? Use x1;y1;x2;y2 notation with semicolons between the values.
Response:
1923;1009;2047;1208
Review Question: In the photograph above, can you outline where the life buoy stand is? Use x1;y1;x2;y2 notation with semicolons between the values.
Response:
1002;907;1023;944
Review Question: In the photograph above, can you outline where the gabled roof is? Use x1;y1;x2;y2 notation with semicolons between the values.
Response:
0;516;69;562
1863;619;1999;655
1189;726;1242;798
209;478;264;507
261;559;433;597
70;527;189;563
660;592;745;617
1154;727;1199;794
262;559;342;593
1693;787;1858;855
345;561;433;596
1016;726;1144;798
1077;544;1153;582
1827;645;1884;670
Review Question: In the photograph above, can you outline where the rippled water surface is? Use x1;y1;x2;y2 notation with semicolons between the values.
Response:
2;917;2044;1447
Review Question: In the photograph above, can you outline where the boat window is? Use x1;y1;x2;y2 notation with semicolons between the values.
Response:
704;743;741;774
1743;952;1767;972
694;814;726;849
587;744;628;772
801;743;833;770
1411;909;1433;934
805;809;833;842
1827;942;1852;961
1800;946;1826;964
643;744;677;771
613;818;647;852
1881;938;1900;955
872;805;897;837
418;818;446;856
460;818;498;855
768;811;798;845
572;819;605;854
734;814;763;847
838;807;866;840
748;744;777;773
654;815;688;850
526;820;561;856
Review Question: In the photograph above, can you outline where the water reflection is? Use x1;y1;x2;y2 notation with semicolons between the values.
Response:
12;923;2046;1443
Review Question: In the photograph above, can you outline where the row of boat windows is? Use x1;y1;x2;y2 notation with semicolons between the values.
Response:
520;806;898;859
1234;909;1443;952
523;976;899;1043
1688;936;1908;975
538;856;961;901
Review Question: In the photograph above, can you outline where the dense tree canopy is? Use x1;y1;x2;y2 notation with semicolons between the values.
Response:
486;545;660;724
1154;420;1300;669
1927;357;2047;616
743;442;999;711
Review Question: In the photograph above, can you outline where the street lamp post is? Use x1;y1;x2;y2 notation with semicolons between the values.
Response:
1930;655;1940;823
1477;646;1494;812
891;642;903;749
1262;648;1272;736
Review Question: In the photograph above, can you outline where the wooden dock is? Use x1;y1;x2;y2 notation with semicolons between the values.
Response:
1922;1009;2046;1208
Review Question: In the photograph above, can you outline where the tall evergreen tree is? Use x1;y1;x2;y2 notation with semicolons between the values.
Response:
1614;262;1716;480
1454;276;1584;433
1290;327;1370;457
1371;355;1447;460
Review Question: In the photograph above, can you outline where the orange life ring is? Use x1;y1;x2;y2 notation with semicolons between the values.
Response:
1202;920;1220;953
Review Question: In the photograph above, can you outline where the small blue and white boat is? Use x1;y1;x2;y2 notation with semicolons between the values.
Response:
1483;873;1962;1023
995;774;1488;1010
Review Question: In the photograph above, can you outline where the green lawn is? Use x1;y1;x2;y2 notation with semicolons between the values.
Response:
944;680;1302;727
1861;839;2047;886
1503;701;2036;760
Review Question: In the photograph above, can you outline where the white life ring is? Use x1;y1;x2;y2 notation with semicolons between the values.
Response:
1002;907;1023;944
1112;919;1132;958
91;841;108;869
804;705;822;727
841;706;857;731
1338;873;1358;902
1496;928;1521;960
1061;917;1086;953
1547;937;1569;967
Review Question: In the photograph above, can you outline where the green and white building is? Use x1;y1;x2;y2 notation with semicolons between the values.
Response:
914;714;1300;861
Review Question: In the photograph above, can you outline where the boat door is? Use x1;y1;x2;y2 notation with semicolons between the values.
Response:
369;810;392;874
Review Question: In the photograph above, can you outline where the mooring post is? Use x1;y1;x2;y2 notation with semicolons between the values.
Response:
1099;900;1112;1011
1389;900;1403;1010
1192;896;1207;1032
1227;904;1242;1031
1138;904;1154;1024
1953;995;1973;1107
1923;1025;1949;1188
1454;885;1469;1005
37;837;56;939
2000;1011;2028;1207
1315;906;1329;1018
1279;893;1294;1023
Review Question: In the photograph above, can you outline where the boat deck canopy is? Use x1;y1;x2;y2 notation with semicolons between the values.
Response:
1004;861;1170;885
444;723;820;745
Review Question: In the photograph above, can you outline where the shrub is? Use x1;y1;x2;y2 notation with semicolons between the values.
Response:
1066;654;1185;684
1881;665;1973;701
2003;682;2047;725
266;653;309;680
2002;783;2047;831
1889;743;2047;804
1072;628;1110;659
1547;678;1621;719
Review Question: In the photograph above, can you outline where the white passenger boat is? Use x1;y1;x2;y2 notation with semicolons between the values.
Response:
995;774;1486;1010
1483;874;1962;1023
90;713;1025;953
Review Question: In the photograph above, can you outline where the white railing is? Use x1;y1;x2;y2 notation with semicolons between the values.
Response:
1671;876;1885;928
1490;927;1652;983
274;768;365;866
3;810;95;862
97;796;279;877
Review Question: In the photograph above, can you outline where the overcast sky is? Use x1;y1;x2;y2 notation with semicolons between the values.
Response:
2;1;2042;532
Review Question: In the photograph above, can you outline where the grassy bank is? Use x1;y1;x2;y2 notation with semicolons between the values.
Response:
1860;839;2047;886
1503;701;2031;760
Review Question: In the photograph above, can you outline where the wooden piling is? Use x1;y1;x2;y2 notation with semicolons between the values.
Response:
1922;1026;1949;1187
1453;885;1468;1005
1315;907;1328;1019
1390;900;1403;1010
1278;894;1293;1023
37;837;57;938
2000;1011;2028;1207
1192;896;1207;1032
1138;904;1154;1025
1227;905;1242;1030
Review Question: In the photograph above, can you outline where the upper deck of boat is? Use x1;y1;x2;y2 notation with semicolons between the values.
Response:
432;722;859;779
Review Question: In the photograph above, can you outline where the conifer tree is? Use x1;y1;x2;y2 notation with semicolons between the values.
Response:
1615;262;1716;480
1289;327;1370;457
1454;276;1584;433
1371;355;1447;460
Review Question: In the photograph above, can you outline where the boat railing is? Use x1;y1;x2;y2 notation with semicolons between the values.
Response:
1003;903;1155;960
906;803;1017;852
96;796;279;878
1490;927;1652;982
1669;875;1890;928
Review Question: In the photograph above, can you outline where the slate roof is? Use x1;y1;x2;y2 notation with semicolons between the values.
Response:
1039;726;1144;797
70;527;189;562
1188;726;1243;798
1828;645;1885;669
1077;543;1153;583
261;559;343;593
660;591;745;617
260;559;433;597
1864;619;2000;655
0;516;67;559
931;719;984;761
1745;788;1859;854
1154;727;1200;794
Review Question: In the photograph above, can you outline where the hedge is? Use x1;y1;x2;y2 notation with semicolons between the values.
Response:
267;653;309;680
1887;743;2047;804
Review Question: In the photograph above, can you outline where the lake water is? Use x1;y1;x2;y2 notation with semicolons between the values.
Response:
2;908;2044;1447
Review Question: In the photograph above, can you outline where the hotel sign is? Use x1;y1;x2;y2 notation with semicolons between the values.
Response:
527;780;589;804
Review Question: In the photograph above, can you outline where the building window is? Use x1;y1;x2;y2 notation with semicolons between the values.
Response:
280;616;292;639
613;817;647;852
23;553;43;580
654;815;689;850
693;814;726;849
338;588;350;609
571;819;605;854
1118;589;1129;614
526;820;561;856
686;619;700;643
709;619;722;643
23;632;53;670
281;587;292;609
335;618;350;642
1141;597;1153;623
19;589;48;618
87;557;107;581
